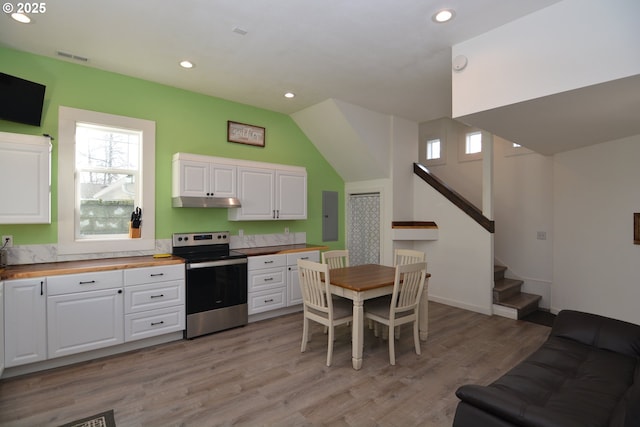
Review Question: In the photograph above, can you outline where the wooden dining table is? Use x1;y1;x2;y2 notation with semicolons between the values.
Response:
328;264;430;370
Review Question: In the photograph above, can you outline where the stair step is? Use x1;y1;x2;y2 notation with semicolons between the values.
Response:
493;278;523;303
494;265;507;281
496;292;541;319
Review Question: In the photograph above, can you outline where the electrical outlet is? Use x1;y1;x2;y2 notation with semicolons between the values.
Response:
284;227;289;234
2;235;13;248
238;229;244;238
536;231;547;240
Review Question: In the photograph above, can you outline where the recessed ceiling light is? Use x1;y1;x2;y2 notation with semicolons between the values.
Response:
432;9;455;23
179;60;194;69
284;92;295;99
11;13;31;23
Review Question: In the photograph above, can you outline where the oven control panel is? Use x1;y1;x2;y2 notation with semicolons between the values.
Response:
172;232;229;247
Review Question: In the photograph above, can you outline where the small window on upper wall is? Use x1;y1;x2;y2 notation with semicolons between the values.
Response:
466;131;482;154
422;137;446;166
459;130;483;161
426;139;441;160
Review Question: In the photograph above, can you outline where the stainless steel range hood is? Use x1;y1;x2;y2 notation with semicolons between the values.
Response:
172;196;242;208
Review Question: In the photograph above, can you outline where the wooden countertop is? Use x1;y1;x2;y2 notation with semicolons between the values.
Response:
0;255;185;280
235;244;329;257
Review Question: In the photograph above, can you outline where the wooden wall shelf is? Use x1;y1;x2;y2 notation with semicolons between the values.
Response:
391;221;438;241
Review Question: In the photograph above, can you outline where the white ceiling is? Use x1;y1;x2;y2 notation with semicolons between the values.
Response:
0;0;562;124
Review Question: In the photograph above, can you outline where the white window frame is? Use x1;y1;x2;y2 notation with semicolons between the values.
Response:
459;129;483;162
58;106;155;255
422;137;446;166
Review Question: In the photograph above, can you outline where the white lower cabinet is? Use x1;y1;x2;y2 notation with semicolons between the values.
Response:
247;250;320;316
3;262;185;372
4;277;47;367
247;254;287;314
286;251;320;306
47;270;124;359
47;288;124;359
123;264;185;341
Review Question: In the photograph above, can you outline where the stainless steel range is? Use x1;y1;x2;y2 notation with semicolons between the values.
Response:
172;231;248;339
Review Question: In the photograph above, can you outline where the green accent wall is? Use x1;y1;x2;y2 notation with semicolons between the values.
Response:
0;47;344;249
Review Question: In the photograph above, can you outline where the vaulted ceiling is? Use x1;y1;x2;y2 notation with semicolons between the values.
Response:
0;0;560;123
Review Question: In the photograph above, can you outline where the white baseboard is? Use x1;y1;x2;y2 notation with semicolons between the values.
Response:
1;331;184;379
429;295;493;316
492;304;518;319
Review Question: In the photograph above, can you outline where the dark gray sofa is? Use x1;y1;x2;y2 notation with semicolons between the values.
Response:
453;310;640;427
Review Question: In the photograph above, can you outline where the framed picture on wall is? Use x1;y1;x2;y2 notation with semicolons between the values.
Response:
227;121;265;147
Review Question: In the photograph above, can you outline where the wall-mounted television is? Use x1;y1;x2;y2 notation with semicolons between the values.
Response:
0;72;46;127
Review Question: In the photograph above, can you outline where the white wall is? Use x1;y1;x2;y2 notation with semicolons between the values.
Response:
413;175;493;315
553;135;640;324
452;0;640;117
419;118;555;308
494;141;554;308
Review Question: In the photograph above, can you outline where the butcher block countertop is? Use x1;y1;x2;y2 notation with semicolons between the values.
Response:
0;255;185;280
236;244;329;257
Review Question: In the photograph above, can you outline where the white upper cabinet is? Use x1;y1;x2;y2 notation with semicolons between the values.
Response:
276;169;307;220
228;166;307;221
0;132;51;224
172;156;236;198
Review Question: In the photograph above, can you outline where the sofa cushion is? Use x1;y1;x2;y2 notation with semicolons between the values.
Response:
551;310;640;358
455;337;638;427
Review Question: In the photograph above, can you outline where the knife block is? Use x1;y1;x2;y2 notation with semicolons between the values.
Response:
129;222;141;239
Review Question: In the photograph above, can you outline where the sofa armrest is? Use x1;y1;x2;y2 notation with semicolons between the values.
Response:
551;310;640;357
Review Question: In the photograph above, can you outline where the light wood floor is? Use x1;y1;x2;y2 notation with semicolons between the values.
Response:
0;302;550;427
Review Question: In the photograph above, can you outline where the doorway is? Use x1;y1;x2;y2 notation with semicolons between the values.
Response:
347;192;380;265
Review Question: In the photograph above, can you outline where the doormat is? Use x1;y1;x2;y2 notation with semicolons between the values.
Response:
521;310;556;327
58;410;115;427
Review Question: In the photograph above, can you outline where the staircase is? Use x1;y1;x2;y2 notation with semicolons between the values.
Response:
493;265;541;319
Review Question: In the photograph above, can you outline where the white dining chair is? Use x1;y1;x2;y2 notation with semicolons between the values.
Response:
321;250;349;269
297;259;353;366
393;249;426;266
364;262;427;365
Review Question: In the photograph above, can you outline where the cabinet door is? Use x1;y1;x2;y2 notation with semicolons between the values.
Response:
178;159;209;197
230;167;275;220
47;288;124;359
210;164;237;198
0;134;51;224
287;266;303;306
4;278;47;367
276;170;307;220
286;251;319;306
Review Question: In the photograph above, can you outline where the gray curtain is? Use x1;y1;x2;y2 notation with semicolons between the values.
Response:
347;192;380;265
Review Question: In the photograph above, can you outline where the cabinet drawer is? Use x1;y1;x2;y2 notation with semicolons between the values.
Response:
125;305;185;342
124;280;185;314
124;264;185;286
248;267;286;292
248;254;286;270
286;250;320;265
47;270;123;296
248;288;286;314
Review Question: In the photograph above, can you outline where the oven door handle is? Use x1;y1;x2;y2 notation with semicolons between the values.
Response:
187;258;248;269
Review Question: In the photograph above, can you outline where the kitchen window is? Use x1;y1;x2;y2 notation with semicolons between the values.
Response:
58;107;155;255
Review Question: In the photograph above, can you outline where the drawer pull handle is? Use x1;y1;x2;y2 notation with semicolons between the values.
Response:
150;294;164;299
264;277;274;281
301;257;309;260
265;298;274;303
151;321;165;326
264;260;274;264
150;273;164;277
79;280;96;285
